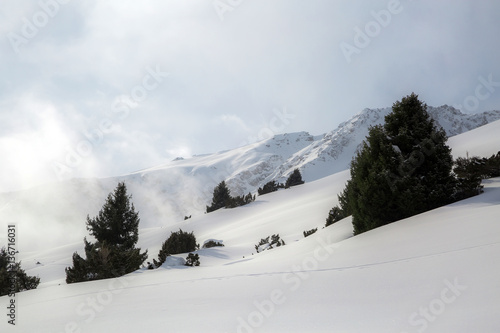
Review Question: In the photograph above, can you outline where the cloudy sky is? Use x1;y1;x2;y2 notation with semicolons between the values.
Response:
1;0;499;191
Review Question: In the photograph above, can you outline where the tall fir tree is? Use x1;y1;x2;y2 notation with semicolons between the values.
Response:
206;181;231;213
338;93;457;234
65;182;148;283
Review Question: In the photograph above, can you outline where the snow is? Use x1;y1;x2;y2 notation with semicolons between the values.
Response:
3;173;500;332
2;106;498;253
1;108;500;332
448;119;500;159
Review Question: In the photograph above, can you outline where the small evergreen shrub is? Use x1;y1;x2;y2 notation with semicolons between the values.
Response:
452;152;500;200
454;152;500;179
285;169;305;188
202;240;225;248
303;228;318;238
153;229;197;268
153;246;171;268
258;180;284;196
254;234;285;253
226;192;255;208
185;253;200;267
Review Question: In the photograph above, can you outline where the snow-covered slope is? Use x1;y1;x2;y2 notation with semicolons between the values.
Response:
1;111;499;333
0;107;498;251
448;119;500;159
5;162;500;332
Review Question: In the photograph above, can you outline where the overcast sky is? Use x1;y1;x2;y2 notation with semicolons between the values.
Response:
1;0;499;191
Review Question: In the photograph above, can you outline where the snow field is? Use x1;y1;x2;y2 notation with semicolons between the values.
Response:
1;119;499;332
2;173;499;332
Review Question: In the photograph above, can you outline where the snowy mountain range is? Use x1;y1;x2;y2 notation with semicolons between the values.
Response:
1;105;499;250
119;104;500;210
134;104;500;201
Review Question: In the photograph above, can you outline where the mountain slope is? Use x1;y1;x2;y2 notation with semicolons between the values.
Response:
1;109;499;333
448;118;500;158
7;161;500;332
1;107;499;251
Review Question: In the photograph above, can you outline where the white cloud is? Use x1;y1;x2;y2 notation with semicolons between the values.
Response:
219;114;252;133
2;0;500;191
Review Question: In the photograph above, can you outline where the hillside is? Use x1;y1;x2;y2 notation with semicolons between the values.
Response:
1;107;499;252
0;117;498;332
3;142;499;332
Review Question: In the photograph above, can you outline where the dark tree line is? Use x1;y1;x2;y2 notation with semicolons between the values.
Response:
453;152;500;197
258;180;283;196
258;169;305;196
206;181;255;213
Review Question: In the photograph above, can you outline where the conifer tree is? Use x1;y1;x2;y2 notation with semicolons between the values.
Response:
258;180;281;195
338;93;457;234
65;182;147;283
0;248;40;296
385;93;456;210
206;181;231;213
285;169;305;188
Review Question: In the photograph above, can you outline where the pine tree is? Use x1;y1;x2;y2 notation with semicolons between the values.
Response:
343;125;401;234
65;182;148;283
0;248;40;296
384;93;456;211
338;93;457;235
206;181;231;213
285;169;305;188
86;182;141;250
